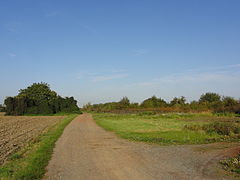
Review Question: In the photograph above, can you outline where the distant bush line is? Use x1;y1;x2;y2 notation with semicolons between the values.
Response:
4;82;80;115
82;93;240;114
0;104;5;112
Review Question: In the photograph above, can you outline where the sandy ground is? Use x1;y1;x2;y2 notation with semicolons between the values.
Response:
44;114;240;180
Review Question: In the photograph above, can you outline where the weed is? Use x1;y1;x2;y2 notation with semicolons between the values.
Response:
203;122;240;135
220;154;240;174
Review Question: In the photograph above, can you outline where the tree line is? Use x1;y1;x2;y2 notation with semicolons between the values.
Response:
3;82;80;115
82;93;240;114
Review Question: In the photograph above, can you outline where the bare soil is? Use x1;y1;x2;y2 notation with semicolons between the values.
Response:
0;115;65;165
44;114;240;180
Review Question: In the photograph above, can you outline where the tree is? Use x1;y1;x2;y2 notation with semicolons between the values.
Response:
141;96;167;108
18;82;57;102
4;97;16;115
222;96;238;107
0;104;6;112
4;82;80;115
118;97;130;109
199;92;221;104
170;96;186;106
82;102;92;111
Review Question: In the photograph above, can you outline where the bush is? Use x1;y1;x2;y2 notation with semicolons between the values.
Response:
0;104;6;112
4;83;80;115
220;154;240;174
202;122;240;135
184;122;240;136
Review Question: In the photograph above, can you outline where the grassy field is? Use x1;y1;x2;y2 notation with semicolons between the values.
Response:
93;112;240;145
0;114;78;180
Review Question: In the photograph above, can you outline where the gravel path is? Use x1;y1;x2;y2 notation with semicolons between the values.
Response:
44;114;240;180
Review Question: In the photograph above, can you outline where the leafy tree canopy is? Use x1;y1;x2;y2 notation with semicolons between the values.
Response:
170;96;186;106
199;92;221;104
4;82;80;115
18;82;57;103
119;97;130;107
141;96;167;108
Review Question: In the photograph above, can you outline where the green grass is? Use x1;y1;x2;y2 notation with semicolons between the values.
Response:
93;113;240;145
0;114;78;180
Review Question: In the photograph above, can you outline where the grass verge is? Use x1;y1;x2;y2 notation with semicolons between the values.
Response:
0;114;78;180
220;154;240;174
93;113;240;145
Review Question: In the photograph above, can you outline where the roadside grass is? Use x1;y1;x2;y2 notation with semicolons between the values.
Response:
93;113;240;145
0;114;78;180
220;153;240;174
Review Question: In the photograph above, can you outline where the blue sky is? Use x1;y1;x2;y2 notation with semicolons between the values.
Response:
0;0;240;106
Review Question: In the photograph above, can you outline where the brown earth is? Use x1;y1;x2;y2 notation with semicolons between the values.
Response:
44;114;240;180
0;115;65;165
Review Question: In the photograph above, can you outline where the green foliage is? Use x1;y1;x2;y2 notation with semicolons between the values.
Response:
184;122;240;136
170;96;186;106
199;92;221;104
223;96;238;107
118;96;130;109
129;102;139;108
141;96;167;108
202;122;240;135
18;83;57;101
0;104;6;112
83;97;133;112
4;82;80;115
82;93;240;115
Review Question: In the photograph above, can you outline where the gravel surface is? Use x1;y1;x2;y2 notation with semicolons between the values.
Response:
0;115;64;165
44;114;240;180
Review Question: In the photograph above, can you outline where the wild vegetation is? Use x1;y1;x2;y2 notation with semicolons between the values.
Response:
93;113;240;145
4;82;80;115
0;104;5;112
220;153;240;174
83;93;240;114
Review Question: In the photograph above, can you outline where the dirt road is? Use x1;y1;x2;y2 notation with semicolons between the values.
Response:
44;114;239;180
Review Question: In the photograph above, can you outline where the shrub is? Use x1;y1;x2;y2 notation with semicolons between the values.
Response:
220;154;240;174
4;83;80;115
202;122;240;135
184;122;240;136
0;104;6;112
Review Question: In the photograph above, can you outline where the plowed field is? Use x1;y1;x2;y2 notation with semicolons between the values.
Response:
0;114;65;165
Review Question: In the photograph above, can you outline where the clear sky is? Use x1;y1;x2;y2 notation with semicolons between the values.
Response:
0;0;240;106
